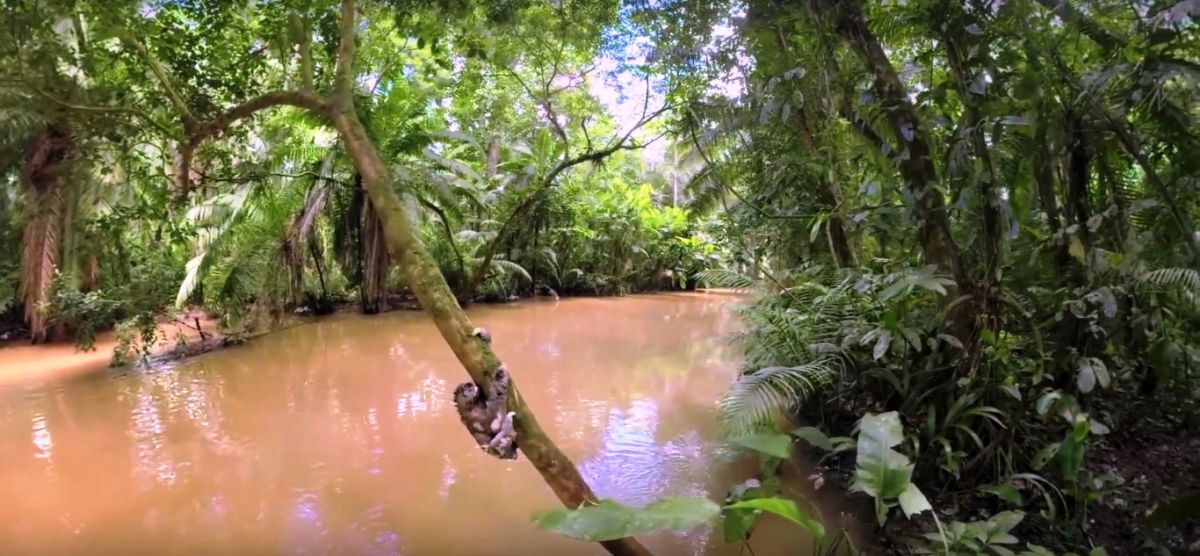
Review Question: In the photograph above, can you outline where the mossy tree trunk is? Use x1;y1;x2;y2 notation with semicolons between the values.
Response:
158;2;653;555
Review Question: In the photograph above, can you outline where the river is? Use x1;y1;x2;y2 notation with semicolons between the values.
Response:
0;292;851;555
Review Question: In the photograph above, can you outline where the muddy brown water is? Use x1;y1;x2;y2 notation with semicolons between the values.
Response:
0;292;852;555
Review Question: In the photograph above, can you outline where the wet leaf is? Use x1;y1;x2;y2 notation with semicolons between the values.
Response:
730;432;793;459
1077;362;1096;394
981;484;1023;506
873;329;893;360
938;333;964;349
1032;442;1059;470
1035;391;1061;416
726;497;825;539
791;426;833;451
532;497;720;542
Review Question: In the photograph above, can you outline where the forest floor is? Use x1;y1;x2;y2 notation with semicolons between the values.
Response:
844;389;1200;554
1084;390;1200;554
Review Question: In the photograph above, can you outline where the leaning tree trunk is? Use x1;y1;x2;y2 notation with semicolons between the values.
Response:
161;2;654;552
20;124;72;343
332;110;657;555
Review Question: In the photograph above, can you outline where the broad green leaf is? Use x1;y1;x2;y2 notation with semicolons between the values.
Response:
852;412;916;502
897;483;932;518
532;497;720;542
730;433;794;459
722;507;759;543
981;484;1023;506
791;426;833;451
1032;443;1059;470
1068;236;1086;262
1057;422;1087;480
725;497;825;539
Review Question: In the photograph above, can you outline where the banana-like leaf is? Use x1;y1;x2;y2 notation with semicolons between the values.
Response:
532;497;720;542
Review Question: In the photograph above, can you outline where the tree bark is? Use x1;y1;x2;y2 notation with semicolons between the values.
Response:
361;196;391;314
937;3;1000;285
809;0;967;287
332;105;652;556
794;113;857;268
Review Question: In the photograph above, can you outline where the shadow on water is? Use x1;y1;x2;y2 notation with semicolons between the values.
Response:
0;292;857;555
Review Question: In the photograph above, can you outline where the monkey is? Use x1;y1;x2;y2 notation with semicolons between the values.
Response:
452;365;518;459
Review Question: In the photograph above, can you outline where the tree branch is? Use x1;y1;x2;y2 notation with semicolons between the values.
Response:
32;87;175;136
194;170;346;186
414;193;467;280
291;12;315;94
1032;0;1124;52
463;104;672;299
333;0;357;103
123;34;198;131
176;90;330;197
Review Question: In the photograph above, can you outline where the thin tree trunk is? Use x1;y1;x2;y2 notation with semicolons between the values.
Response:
809;0;967;287
794;113;857;268
768;24;857;268
938;4;1001;285
362;198;390;314
1065;115;1091;250
1032;111;1062;234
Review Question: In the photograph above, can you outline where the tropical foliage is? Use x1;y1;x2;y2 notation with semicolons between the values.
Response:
2;0;1197;554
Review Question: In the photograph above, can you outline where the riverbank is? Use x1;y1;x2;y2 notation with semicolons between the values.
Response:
0;288;743;390
0;308;225;389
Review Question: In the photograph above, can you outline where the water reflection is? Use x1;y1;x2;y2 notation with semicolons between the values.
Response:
0;292;833;555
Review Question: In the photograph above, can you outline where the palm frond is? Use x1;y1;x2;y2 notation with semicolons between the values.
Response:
719;360;839;435
695;268;756;290
492;259;531;283
1140;268;1200;290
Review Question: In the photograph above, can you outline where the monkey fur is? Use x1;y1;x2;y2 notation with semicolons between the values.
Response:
452;365;518;459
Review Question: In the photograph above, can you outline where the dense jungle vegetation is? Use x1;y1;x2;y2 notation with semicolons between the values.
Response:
1;0;1198;554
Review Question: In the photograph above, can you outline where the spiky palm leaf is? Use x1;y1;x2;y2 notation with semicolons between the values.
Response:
719;360;839;435
694;268;756;290
491;258;531;283
1140;268;1200;290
